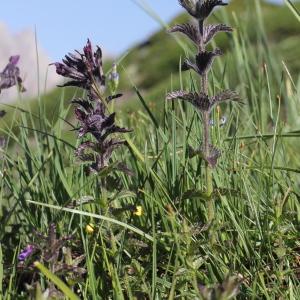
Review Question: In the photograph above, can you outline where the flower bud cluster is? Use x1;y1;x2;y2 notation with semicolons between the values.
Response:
53;40;131;175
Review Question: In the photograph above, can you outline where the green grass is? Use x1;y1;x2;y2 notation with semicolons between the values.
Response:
1;0;300;299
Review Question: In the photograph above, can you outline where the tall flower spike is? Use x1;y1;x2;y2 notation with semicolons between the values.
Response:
0;55;26;93
168;0;236;224
52;39;106;96
54;40;131;177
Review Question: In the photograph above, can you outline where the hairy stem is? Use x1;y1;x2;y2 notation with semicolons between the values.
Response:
199;19;214;222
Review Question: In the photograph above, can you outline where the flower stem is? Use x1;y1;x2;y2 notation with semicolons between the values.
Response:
199;19;214;223
205;163;214;222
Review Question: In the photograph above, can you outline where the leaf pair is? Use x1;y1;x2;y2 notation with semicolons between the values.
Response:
169;23;232;46
75;139;127;174
166;89;239;112
188;144;221;167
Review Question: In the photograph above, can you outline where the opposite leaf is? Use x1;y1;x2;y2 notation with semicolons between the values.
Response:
167;89;239;112
211;90;240;106
204;24;233;44
166;90;211;111
188;144;221;168
169;23;200;45
205;144;221;168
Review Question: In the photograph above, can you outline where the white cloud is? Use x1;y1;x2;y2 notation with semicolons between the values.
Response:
0;22;60;103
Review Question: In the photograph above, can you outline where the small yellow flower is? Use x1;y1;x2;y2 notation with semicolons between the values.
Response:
133;206;143;217
86;223;94;234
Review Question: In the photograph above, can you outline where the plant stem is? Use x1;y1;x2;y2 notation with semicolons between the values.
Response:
199;19;214;222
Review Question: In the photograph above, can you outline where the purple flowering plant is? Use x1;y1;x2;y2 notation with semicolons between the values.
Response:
52;39;131;176
17;224;86;298
0;55;26;94
0;55;26;160
167;0;240;222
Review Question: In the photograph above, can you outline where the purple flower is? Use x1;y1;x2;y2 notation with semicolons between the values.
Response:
73;99;131;142
72;99;131;174
54;40;132;175
75;139;127;174
52;39;106;96
0;55;26;93
18;245;34;261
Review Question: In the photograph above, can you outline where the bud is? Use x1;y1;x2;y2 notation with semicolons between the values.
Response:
220;115;227;127
108;63;119;95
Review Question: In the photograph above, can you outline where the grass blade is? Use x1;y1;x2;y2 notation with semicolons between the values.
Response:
34;261;80;300
27;200;154;242
285;0;300;22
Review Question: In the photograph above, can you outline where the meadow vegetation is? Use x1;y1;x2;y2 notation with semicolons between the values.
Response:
0;0;300;299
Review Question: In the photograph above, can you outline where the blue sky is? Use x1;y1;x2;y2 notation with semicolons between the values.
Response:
0;0;284;61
